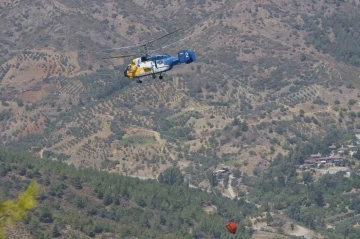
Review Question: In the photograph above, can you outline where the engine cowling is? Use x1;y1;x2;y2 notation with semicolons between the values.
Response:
178;50;196;64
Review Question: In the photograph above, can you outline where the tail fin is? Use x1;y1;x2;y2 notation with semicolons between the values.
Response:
178;50;196;64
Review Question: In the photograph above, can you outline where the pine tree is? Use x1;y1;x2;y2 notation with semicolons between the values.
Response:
266;212;273;226
51;224;61;238
103;192;113;206
72;176;82;190
241;121;248;132
0;180;38;239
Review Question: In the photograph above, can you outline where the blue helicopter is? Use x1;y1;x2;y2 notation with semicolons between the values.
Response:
102;29;196;83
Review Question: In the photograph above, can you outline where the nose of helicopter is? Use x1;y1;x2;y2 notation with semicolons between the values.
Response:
124;69;127;77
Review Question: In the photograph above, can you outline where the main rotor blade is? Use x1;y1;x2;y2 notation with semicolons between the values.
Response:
145;28;184;46
107;28;184;51
108;43;144;51
149;35;192;53
102;54;136;59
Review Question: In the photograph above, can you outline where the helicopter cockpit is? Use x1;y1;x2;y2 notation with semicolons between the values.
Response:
124;64;132;77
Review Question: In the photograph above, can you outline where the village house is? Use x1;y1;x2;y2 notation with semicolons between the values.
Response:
337;145;347;155
302;159;316;168
329;144;337;155
213;165;232;176
317;155;344;166
299;136;360;170
212;165;232;185
301;152;345;169
310;153;321;159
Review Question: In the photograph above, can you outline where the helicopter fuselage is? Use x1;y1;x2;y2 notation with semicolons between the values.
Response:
124;50;196;79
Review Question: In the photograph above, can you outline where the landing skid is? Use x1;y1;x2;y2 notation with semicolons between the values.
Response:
152;74;163;79
136;74;163;84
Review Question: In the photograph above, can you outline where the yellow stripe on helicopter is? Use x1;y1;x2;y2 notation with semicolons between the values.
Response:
126;63;152;78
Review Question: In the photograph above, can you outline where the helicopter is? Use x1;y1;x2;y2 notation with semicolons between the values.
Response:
102;29;196;83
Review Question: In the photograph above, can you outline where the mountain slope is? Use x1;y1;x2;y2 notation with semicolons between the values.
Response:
0;0;360;185
1;1;360;238
0;146;256;239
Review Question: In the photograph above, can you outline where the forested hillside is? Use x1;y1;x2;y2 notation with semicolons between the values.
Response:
1;0;360;238
0;147;256;239
245;127;360;239
2;126;360;238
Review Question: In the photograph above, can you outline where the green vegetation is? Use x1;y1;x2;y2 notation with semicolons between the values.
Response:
0;180;38;239
3;124;360;238
0;110;12;122
1;1;360;238
167;111;203;126
42;151;70;161
120;135;157;146
253;60;318;91
247;126;360;238
0;147;256;239
303;10;360;67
